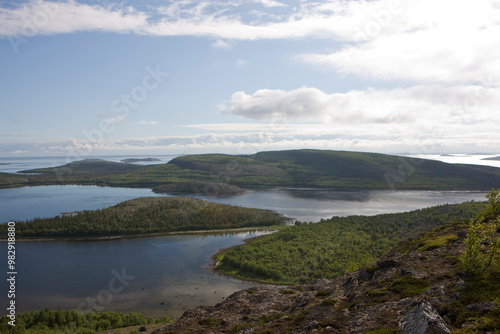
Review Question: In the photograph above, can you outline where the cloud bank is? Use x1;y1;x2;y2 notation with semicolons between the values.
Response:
3;0;499;86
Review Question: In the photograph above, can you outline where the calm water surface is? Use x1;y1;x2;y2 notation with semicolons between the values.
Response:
0;185;169;223
1;231;274;318
0;185;487;223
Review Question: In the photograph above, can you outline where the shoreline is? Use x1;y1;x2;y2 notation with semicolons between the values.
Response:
0;226;280;242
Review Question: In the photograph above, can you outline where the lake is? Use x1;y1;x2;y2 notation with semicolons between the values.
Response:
0;185;487;224
2;231;274;318
0;182;490;318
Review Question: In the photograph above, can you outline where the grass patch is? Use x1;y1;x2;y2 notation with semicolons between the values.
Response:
316;289;332;297
389;275;430;298
416;234;458;252
291;310;309;325
320;299;337;306
364;329;397;334
365;266;380;274
366;288;388;299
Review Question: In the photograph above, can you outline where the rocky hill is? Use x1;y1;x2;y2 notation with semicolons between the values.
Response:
151;219;499;333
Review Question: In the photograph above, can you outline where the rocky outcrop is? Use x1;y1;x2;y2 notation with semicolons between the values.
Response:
398;301;451;334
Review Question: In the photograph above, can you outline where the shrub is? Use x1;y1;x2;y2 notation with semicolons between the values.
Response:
461;218;499;275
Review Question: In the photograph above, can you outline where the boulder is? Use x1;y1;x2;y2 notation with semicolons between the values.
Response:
401;269;428;279
399;301;451;334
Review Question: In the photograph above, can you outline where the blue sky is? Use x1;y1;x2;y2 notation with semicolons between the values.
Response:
1;0;499;158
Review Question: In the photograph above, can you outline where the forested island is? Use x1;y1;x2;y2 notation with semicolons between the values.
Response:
0;197;288;239
1;149;500;192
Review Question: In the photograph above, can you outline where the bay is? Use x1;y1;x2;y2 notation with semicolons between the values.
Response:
1;231;274;318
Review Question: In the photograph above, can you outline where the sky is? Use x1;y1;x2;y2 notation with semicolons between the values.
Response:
0;0;499;158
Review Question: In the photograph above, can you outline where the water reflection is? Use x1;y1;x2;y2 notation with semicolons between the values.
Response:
192;187;487;222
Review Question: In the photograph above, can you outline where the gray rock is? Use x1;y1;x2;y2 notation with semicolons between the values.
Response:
399;301;451;334
397;297;413;307
343;276;358;295
421;285;445;297
455;279;467;288
401;268;428;279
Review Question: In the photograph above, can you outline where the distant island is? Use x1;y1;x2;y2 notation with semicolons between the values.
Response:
2;149;500;192
0;163;11;165
483;155;500;161
121;157;161;163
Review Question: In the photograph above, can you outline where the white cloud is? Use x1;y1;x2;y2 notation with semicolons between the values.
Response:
135;120;160;125
2;0;497;87
3;130;500;157
235;58;247;67
297;0;500;85
229;85;500;138
0;0;409;40
0;1;148;36
105;115;126;124
252;0;286;8
211;39;233;49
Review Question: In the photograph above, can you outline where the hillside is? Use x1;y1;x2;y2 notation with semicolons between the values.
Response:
153;218;500;334
215;201;486;284
3;150;500;191
0;197;288;239
169;150;500;190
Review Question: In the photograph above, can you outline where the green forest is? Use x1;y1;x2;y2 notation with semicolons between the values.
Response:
216;201;487;284
0;308;171;334
0;197;287;238
2;149;500;191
